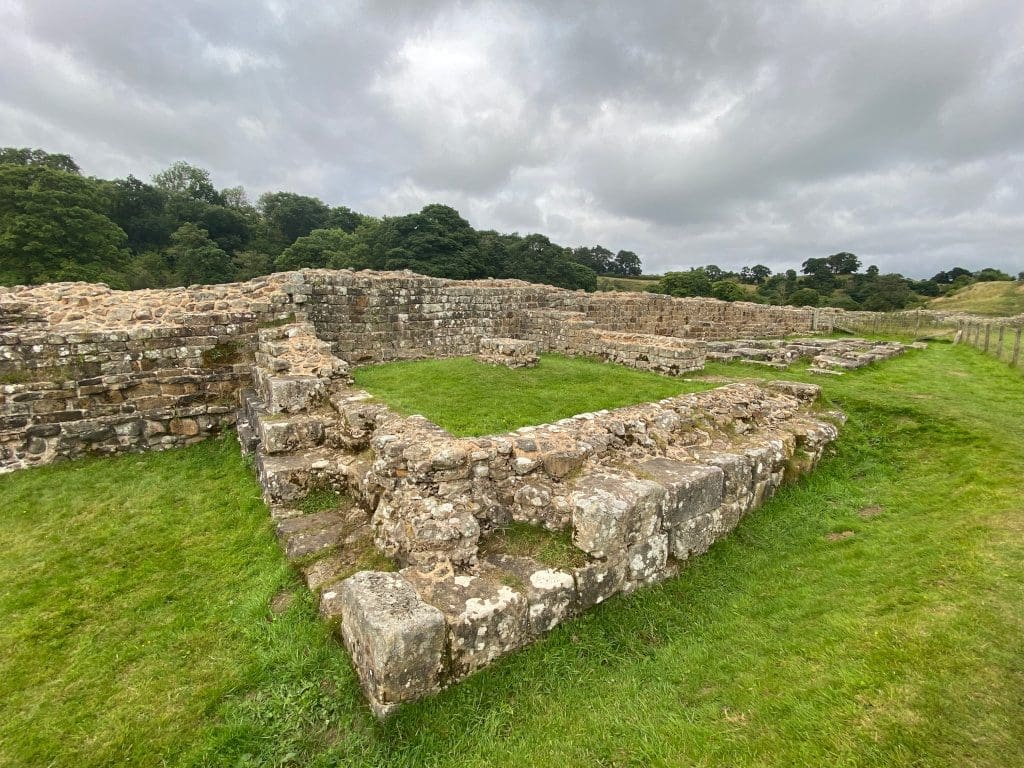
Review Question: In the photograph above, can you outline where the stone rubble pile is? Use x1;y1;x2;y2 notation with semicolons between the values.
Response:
705;337;918;374
477;337;539;368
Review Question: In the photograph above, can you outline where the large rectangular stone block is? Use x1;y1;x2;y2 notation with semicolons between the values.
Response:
332;571;447;718
570;472;666;559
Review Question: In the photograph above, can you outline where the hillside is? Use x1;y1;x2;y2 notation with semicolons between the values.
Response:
929;281;1024;316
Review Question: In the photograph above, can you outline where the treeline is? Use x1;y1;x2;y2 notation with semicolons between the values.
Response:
0;147;643;291
642;253;1022;311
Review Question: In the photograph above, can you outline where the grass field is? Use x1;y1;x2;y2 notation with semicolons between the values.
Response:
929;281;1024;316
2;344;1023;766
353;354;715;435
596;275;662;292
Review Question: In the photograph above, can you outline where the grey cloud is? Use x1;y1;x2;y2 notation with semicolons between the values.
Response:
1;0;1022;277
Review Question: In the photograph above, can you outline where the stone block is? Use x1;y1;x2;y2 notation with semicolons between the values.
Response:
572;557;627;610
625;531;670;588
331;571;447;718
482;554;576;635
402;564;529;678
636;457;723;527
570;472;666;559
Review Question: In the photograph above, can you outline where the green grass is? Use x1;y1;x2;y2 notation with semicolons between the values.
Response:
928;281;1024;316
596;275;662;292
352;354;716;436
2;345;1024;766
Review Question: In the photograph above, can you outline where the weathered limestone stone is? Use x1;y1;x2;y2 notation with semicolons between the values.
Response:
570;472;667;559
572;557;628;611
477;337;539;368
482;554;577;635
635;457;724;559
625;531;670;589
402;564;530;678
331;571;447;718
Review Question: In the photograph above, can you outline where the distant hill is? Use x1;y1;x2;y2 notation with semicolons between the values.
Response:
596;275;662;292
928;281;1024;316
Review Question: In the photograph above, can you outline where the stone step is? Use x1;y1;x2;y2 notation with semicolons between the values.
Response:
255;448;349;504
249;405;337;454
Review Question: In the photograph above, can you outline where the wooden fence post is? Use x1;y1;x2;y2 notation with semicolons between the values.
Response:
1013;327;1022;368
997;325;1005;359
984;323;991;353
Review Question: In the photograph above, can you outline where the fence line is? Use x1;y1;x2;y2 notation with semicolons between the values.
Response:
820;308;1023;371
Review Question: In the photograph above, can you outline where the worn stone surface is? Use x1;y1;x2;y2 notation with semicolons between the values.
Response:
402;563;529;677
477;337;539;368
571;473;666;559
481;554;577;635
331;571;447;718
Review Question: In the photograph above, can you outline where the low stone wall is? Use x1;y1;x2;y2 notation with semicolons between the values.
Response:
0;277;296;471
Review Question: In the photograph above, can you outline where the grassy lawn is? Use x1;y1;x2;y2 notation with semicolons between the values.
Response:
352;354;715;436
2;343;1023;766
928;281;1024;316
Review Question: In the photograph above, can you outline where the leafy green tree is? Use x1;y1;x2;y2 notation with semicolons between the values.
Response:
703;265;726;281
862;274;915;310
973;267;1012;282
327;206;362;233
750;264;772;284
825;252;861;274
259;191;332;244
0;147;81;174
199;205;251;253
570;245;614;274
277;228;370;270
106;175;174;253
502;233;597;290
166;222;233;285
788;287;821;307
152;161;221;204
612;250;642;276
657;270;713;297
232;250;276;281
0;165;128;285
711;280;746;301
801;257;836;292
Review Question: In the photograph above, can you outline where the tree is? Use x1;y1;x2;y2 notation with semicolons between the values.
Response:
199;205;251;253
862;274;914;311
0;147;81;174
973;267;1012;282
657;270;713;298
106;175;174;253
501;233;597;290
327;206;362;233
788;287;821;307
569;245;614;274
612;250;642;276
365;205;491;279
711;280;746;301
0;164;128;285
277;227;370;271
152;161;221;204
703;264;726;282
259;191;332;244
751;264;772;284
801;257;835;292
166;222;234;285
825;252;861;274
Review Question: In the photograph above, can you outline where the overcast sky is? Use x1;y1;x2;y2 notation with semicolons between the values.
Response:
2;0;1023;277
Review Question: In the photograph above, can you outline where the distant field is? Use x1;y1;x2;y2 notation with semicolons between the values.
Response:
929;281;1024;316
596;275;661;292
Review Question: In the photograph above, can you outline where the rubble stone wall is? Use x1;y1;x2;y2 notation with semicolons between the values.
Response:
1;269;831;472
0;276;296;471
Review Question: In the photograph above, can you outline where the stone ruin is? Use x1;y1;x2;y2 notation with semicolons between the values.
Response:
0;269;919;716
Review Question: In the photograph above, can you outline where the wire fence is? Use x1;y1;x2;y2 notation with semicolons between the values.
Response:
953;318;1024;370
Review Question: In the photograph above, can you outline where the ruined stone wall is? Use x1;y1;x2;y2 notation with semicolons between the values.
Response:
1;269;830;471
0;276;296;471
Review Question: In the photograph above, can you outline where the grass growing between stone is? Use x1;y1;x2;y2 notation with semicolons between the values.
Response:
1;343;1023;766
352;353;716;436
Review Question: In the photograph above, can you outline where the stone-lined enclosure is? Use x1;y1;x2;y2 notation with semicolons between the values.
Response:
0;269;918;716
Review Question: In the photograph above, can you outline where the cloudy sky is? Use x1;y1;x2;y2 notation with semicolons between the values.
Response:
2;0;1023;277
